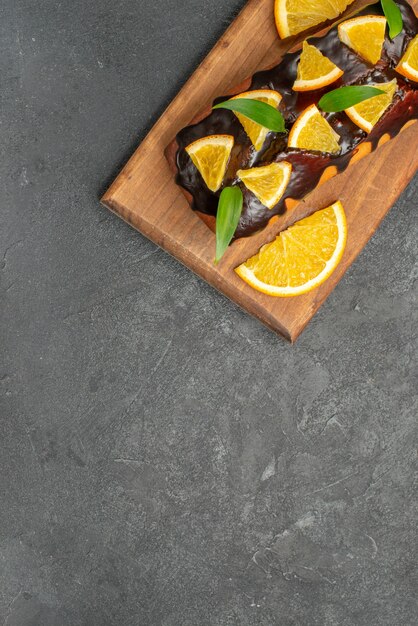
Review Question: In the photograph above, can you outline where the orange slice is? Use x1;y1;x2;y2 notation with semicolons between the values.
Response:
231;90;283;151
338;15;387;65
235;201;347;297
345;79;397;132
293;41;344;91
288;104;341;154
275;0;355;39
185;135;234;192
237;162;292;209
396;34;418;82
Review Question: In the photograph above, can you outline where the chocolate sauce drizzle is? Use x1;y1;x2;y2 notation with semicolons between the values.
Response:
175;0;418;239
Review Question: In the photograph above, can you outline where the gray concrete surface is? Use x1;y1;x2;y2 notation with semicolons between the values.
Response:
1;1;417;625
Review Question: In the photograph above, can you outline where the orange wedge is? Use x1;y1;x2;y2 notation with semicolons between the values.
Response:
237;162;292;209
396;34;418;82
338;16;387;65
293;41;344;91
275;0;355;39
345;79;397;132
231;90;283;151
288;104;341;154
235;201;347;297
185;135;234;192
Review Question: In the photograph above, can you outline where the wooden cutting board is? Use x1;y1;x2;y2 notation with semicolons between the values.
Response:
102;0;418;342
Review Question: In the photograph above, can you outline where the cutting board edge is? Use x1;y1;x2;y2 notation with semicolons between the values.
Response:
100;193;294;341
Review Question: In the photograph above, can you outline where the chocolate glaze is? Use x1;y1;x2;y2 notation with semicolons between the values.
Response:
175;0;418;238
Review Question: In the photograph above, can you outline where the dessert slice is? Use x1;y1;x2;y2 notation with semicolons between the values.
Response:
185;135;234;192
396;34;418;81
235;201;347;297
237;162;292;209
287;105;341;154
293;41;344;91
230;90;282;151
345;79;398;132
275;0;356;38
338;15;387;65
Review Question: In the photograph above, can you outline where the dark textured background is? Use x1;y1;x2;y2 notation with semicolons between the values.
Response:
1;1;417;625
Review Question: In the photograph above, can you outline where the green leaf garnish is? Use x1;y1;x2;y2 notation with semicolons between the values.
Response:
213;98;285;133
215;186;243;264
318;85;386;112
381;0;403;39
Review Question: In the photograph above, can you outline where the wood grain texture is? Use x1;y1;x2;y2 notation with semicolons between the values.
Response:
102;0;418;342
